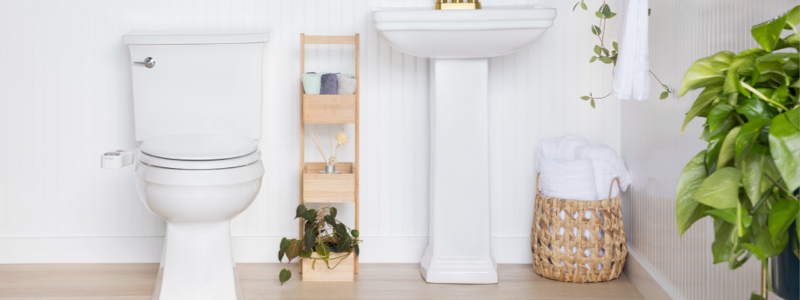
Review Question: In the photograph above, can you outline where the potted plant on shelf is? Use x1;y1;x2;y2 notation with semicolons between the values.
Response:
675;6;799;300
277;204;361;284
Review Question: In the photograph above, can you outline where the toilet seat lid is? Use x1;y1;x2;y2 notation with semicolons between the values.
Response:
140;134;258;160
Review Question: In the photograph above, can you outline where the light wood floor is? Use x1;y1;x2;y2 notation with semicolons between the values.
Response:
0;263;645;300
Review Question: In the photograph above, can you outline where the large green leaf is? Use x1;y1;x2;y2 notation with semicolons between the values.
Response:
706;131;728;172
285;239;302;262
712;218;736;263
739;152;765;206
717;126;741;170
768;111;800;192
682;86;723;134
707;208;752;228
751;11;788;52
337;235;352;252
329;207;337;219
305;209;317;221
315;243;330;258
736;98;778;122
707;104;735;133
756;59;785;82
755;224;788;257
278;237;290;262
723;68;742;95
679;51;734;96
303;228;316;251
785;33;800;49
279;268;292;285
732;48;768;71
692;167;742;209
295;204;309;219
785;6;800;30
735;119;770;161
759;52;799;63
324;215;336;227
676;151;710;236
769;199;799;243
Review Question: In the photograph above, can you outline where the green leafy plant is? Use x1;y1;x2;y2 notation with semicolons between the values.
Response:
277;204;361;285
573;1;672;107
674;6;799;299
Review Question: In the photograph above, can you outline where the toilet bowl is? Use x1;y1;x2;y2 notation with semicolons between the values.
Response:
102;30;269;300
135;134;264;300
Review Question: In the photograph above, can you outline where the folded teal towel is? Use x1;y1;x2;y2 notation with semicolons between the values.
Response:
302;73;321;95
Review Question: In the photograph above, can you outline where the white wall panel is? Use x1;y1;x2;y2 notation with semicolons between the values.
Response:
0;0;620;263
620;1;796;299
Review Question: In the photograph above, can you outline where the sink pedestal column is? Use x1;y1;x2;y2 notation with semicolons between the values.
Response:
420;58;498;284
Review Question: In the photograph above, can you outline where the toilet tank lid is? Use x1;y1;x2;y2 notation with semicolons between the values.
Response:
122;30;269;45
140;134;258;161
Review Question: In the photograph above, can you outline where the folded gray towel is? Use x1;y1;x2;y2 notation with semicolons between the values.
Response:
337;74;356;95
320;73;338;95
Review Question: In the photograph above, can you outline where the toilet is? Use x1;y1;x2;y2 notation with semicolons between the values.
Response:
102;30;269;300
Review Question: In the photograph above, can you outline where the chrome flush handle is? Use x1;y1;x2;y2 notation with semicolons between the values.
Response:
134;57;156;68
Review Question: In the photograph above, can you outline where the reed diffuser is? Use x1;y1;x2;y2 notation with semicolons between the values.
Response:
309;126;350;174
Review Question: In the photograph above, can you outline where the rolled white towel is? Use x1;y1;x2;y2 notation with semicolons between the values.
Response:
576;143;631;198
539;159;597;200
535;135;589;172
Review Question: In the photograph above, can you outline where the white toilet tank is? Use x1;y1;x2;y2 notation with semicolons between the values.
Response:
123;30;269;141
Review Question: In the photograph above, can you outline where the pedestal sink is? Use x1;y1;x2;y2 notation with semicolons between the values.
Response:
373;6;556;284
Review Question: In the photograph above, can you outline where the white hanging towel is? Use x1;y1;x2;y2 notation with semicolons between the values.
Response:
611;0;650;101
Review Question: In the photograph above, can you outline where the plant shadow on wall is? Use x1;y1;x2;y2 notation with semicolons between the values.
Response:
276;205;361;285
674;6;799;300
572;0;672;107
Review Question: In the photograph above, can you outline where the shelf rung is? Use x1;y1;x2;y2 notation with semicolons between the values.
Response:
303;35;357;45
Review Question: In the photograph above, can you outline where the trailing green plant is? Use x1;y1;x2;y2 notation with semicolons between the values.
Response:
277;204;361;285
674;6;799;300
573;0;672;107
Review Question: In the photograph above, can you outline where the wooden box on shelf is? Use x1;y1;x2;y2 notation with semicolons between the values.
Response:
302;162;355;203
301;253;355;282
302;94;357;124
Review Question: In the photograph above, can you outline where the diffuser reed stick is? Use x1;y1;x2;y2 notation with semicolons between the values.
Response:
309;126;349;167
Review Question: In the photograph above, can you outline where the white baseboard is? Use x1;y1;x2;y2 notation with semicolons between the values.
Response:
0;236;533;264
624;248;682;300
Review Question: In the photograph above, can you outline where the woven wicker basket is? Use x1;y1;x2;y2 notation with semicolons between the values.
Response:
530;173;627;283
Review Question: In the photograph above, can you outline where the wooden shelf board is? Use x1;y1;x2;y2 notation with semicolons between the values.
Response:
302;94;357;124
302;162;356;204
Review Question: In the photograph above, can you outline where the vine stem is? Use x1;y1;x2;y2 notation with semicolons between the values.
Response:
764;173;798;200
649;70;670;92
594;92;613;100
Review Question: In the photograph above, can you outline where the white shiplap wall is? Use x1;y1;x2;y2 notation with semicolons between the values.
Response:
620;1;796;299
0;0;620;264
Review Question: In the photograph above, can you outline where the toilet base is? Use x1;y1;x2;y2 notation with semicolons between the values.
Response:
153;221;242;300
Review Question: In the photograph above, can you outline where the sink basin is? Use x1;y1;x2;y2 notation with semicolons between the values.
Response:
373;5;556;285
372;5;556;58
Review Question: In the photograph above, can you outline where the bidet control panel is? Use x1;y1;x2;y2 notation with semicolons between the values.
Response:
101;150;136;169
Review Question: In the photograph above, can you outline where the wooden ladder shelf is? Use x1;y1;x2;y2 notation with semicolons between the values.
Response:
299;34;360;279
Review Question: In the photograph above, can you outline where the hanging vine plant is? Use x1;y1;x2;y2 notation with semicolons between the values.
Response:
573;1;672;107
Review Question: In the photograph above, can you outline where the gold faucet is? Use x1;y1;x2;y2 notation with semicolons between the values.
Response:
435;0;481;10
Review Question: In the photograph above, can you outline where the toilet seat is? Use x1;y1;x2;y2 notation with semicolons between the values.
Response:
139;134;261;170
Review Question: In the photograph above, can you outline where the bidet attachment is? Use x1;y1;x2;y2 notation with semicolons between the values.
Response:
101;150;137;169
